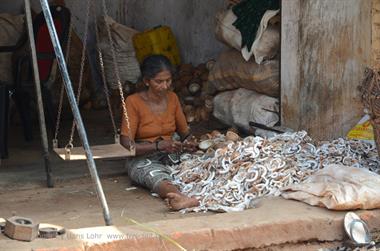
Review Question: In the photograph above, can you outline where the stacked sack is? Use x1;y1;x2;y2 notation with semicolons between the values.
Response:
209;0;280;132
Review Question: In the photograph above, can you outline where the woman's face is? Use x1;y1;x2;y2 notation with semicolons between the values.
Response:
145;70;172;96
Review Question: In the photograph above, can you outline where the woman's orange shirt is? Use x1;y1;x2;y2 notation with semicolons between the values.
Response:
120;91;189;142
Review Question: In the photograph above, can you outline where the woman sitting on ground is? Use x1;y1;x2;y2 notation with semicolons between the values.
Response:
120;54;199;210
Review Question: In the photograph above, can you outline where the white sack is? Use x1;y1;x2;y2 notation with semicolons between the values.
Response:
215;9;280;64
281;164;380;210
215;10;241;51
242;10;280;64
213;88;279;131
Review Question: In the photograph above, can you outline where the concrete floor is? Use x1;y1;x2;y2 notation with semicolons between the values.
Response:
1;197;380;251
0;108;220;227
1;109;380;250
0;174;213;229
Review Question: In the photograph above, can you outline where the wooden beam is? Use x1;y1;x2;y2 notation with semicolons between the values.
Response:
281;0;371;140
281;0;301;132
373;0;380;68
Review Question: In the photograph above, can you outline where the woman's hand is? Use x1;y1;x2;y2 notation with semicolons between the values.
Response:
157;140;183;153
182;139;198;153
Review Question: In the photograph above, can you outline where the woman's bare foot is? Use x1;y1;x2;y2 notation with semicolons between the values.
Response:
166;193;199;210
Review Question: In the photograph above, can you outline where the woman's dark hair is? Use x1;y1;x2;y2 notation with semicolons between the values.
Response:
140;54;173;80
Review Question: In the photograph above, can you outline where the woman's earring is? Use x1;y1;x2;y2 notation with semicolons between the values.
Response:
145;83;149;87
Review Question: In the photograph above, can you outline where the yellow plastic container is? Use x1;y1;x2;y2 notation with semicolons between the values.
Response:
133;26;181;66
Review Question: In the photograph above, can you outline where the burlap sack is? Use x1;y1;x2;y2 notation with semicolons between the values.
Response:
97;16;141;90
208;49;279;97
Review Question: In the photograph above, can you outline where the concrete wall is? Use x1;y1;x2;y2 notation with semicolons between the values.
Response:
1;0;226;93
0;0;24;14
124;0;226;65
63;0;226;91
0;0;56;14
48;0;225;65
2;0;225;64
0;0;121;93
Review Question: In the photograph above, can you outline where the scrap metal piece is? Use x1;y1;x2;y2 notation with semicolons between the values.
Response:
39;227;58;239
0;218;5;232
39;223;65;236
4;216;39;241
57;227;66;235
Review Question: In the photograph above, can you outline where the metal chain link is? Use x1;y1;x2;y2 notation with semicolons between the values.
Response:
53;20;73;147
66;0;91;148
101;0;134;148
93;6;118;138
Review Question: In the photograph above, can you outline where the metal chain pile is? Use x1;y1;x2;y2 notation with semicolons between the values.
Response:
171;131;380;213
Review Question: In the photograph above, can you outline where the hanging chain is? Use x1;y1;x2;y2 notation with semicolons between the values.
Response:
101;0;134;149
66;0;91;149
93;6;118;140
53;20;73;148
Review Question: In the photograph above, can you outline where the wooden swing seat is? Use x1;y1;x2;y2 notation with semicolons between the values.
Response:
52;8;135;162
53;143;135;161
